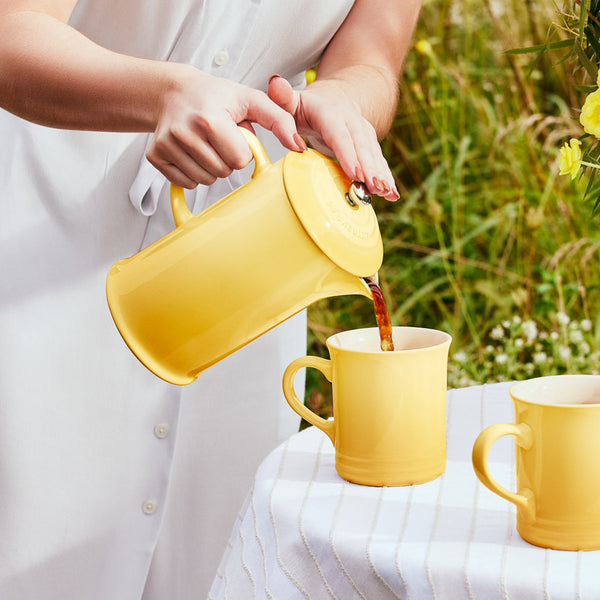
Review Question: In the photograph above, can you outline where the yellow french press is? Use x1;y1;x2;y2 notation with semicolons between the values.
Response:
106;128;383;384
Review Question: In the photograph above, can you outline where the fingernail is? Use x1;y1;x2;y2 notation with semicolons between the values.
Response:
354;165;365;182
269;73;282;84
293;133;307;151
372;177;384;192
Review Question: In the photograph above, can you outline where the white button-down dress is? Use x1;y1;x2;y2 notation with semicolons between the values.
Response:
0;1;354;598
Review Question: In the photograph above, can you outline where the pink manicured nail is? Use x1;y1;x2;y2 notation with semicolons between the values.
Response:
293;133;307;151
269;73;282;84
372;177;384;192
354;165;365;182
387;189;399;202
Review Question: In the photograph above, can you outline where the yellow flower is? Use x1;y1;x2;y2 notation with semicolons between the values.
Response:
580;88;600;138
415;39;434;58
558;138;582;180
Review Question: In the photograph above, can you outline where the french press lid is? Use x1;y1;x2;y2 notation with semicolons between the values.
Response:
282;148;383;277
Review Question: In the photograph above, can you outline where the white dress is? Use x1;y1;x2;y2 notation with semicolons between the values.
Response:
0;1;354;599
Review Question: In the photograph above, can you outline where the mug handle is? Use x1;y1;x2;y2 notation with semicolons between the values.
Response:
472;423;535;522
282;357;336;444
170;126;272;227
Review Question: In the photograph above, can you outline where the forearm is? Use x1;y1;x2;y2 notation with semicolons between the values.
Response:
0;7;304;189
0;10;177;131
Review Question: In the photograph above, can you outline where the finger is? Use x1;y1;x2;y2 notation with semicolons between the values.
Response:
238;120;256;135
314;111;363;181
244;89;306;152
170;120;247;175
343;120;399;202
267;75;300;116
318;115;399;202
203;120;255;171
367;158;400;202
146;140;220;188
149;159;214;189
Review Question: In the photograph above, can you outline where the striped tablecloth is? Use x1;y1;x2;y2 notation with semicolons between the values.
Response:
208;382;600;600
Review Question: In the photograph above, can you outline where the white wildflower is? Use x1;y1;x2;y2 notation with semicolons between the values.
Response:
557;312;570;326
502;320;511;328
550;331;559;341
453;351;468;363
558;345;571;361
512;316;522;325
495;353;509;364
569;329;584;344
581;319;593;332
522;320;538;342
515;338;524;348
533;352;547;364
579;342;591;355
491;325;505;340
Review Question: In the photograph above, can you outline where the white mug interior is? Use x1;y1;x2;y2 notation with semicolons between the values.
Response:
510;374;600;406
327;326;451;354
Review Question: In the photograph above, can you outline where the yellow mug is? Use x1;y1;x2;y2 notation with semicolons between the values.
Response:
282;326;452;486
472;374;600;550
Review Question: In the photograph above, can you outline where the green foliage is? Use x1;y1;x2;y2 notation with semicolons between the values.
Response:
510;0;600;213
305;0;600;416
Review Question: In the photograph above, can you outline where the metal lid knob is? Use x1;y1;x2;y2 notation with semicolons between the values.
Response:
346;181;371;207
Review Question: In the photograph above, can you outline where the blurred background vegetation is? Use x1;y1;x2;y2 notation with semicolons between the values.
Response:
304;0;600;417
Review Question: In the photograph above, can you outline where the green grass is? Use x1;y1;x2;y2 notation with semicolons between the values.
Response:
304;0;600;416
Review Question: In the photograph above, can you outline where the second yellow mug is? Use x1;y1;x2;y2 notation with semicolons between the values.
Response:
282;326;452;486
472;374;600;550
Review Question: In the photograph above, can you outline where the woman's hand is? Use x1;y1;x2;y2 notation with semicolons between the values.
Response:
0;7;307;191
266;0;422;202
146;66;306;189
267;75;399;202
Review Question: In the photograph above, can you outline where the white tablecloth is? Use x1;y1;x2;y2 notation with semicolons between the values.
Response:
208;382;600;599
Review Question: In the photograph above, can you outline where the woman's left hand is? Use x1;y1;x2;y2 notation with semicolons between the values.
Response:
267;75;399;201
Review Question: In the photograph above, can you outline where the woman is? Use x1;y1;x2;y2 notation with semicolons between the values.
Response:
0;0;420;598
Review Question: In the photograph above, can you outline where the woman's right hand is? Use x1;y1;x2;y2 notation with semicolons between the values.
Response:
146;65;306;189
0;5;305;189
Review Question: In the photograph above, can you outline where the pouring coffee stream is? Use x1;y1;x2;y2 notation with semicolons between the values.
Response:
365;275;395;351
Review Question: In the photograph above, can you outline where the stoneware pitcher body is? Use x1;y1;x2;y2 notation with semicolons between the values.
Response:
106;129;383;385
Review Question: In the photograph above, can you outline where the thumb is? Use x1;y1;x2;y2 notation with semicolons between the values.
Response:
267;75;300;117
243;87;306;152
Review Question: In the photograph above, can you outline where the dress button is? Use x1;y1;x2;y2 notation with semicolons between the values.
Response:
142;500;158;515
213;49;230;66
154;423;170;439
